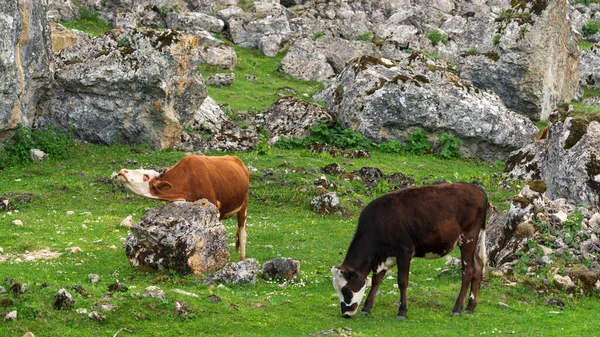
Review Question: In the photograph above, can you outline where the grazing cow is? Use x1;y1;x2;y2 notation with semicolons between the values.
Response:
331;183;487;320
118;155;251;260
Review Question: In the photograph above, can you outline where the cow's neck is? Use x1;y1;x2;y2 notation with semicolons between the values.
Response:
341;233;378;278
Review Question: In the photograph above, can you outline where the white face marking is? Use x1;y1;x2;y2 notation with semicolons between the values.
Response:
376;257;397;273
424;252;442;259
118;168;161;198
331;267;367;317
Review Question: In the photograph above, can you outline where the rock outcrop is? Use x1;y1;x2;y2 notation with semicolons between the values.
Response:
320;54;538;161
505;111;600;207
124;200;230;275
459;0;580;121
0;0;53;141
36;28;207;149
262;97;334;143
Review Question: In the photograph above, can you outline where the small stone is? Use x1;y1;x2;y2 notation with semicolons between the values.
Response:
552;211;568;223
30;149;48;162
76;308;88;314
498;302;510;308
23;332;35;337
538;256;553;265
88;311;105;321
4;310;17;321
53;288;75;310
12;220;23;226
70;247;83;253
175;301;189;318
97;304;117;311
88;274;100;284
66;211;74;215
144;286;165;299
120;215;133;227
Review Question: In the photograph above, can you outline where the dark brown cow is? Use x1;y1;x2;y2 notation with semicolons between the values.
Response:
332;183;487;319
118;155;250;259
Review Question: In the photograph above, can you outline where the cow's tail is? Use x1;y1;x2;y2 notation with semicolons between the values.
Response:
476;229;487;275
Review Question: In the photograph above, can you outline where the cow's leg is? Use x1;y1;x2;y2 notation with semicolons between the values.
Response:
360;270;386;316
452;233;477;317
466;229;486;314
396;252;412;320
235;202;248;260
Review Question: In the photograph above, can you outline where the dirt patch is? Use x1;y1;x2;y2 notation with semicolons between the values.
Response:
0;249;62;263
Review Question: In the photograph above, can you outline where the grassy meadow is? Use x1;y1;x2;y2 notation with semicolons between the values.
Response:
0;144;599;337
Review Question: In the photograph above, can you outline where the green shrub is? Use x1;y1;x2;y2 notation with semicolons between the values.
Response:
274;121;371;150
406;128;431;155
426;29;448;46
437;133;463;159
0;124;74;167
378;140;404;154
583;20;600;37
492;33;501;45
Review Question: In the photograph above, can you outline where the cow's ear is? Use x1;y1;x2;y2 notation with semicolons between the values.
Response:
341;268;358;281
153;181;173;191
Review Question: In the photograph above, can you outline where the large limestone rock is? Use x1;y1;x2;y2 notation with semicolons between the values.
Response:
165;11;225;34
580;44;600;90
0;0;53;141
261;97;334;143
50;23;91;52
281;37;381;81
124;200;230;275
505;112;600;207
459;0;580;121
319;54;538;161
36;28;207;149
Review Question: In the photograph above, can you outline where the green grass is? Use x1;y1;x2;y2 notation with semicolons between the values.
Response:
60;8;112;37
578;38;595;51
200;45;323;113
0;143;598;336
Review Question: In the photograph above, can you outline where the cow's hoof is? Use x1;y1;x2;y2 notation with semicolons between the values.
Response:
450;312;461;317
465;309;475;314
396;315;407;321
360;311;370;316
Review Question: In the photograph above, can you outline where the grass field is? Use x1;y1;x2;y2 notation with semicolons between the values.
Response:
0;144;599;337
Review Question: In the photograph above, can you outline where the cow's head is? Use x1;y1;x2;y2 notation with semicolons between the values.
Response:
331;266;367;318
117;168;161;199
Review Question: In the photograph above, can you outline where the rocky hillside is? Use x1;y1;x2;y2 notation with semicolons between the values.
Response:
1;0;599;205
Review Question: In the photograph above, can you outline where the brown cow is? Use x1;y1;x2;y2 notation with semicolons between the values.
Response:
332;183;487;319
117;155;250;260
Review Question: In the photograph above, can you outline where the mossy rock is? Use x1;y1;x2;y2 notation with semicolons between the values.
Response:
564;118;589;150
527;180;547;193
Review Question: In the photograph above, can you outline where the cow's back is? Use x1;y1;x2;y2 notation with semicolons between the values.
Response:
354;183;487;254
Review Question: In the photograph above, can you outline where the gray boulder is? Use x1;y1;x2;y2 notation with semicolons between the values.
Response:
281;36;381;81
204;258;260;285
227;2;291;51
262;97;334;144
166;12;225;34
261;258;300;281
320;54;538;161
505;113;600;207
124;200;230;276
48;0;80;22
0;0;53;141
36;28;207;149
310;192;340;214
459;0;580;121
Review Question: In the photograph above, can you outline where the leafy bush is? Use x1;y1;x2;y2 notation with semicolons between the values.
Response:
426;29;448;46
492;33;501;45
406;128;431;155
358;32;372;42
274;122;371;150
0;124;74;167
437;133;463;159
583;20;600;37
378;140;404;154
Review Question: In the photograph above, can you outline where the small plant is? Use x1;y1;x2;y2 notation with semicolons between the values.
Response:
0;124;74;167
583;20;600;37
426;29;448;46
406;128;431;155
160;4;182;15
378;140;404;154
358;32;372;42
492;33;501;45
437;133;463;159
117;38;130;47
312;31;325;41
